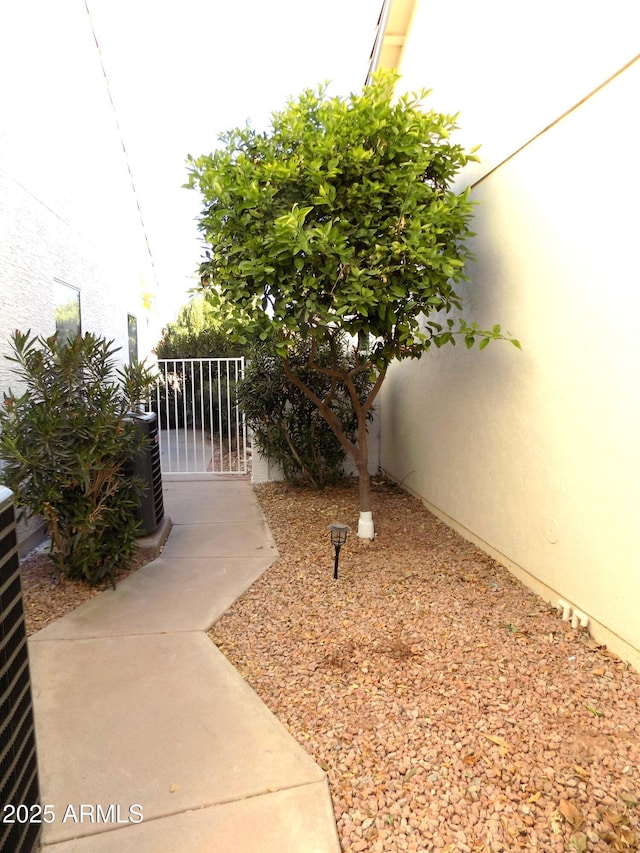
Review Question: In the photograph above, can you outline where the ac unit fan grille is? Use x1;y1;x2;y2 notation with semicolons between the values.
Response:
0;488;41;853
147;413;164;524
126;412;164;535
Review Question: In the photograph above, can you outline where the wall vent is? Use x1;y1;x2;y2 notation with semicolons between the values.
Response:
0;487;41;853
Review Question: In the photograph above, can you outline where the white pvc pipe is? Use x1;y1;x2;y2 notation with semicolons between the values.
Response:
358;511;375;540
573;609;589;628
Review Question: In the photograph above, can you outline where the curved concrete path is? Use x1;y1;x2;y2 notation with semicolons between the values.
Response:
28;476;340;852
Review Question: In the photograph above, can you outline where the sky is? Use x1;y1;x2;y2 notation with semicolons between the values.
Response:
85;0;384;323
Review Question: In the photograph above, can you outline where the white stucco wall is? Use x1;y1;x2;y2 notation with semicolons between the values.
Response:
380;2;640;666
0;0;159;398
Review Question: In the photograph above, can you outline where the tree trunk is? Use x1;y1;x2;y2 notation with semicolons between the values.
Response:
281;354;384;539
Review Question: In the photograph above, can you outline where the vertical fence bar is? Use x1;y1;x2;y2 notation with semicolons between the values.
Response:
199;360;206;472
232;358;238;472
180;359;188;470
242;356;248;472
189;360;196;467
225;360;232;471
237;357;246;473
208;359;215;472
217;360;223;470
171;361;180;471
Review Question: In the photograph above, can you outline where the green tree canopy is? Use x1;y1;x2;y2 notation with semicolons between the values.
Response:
155;296;245;359
187;71;517;537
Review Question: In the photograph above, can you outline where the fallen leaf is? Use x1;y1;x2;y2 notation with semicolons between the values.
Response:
569;831;587;852
559;798;584;829
591;666;606;676
619;826;636;845
528;791;542;804
572;764;590;779
598;647;622;661
481;733;511;750
601;827;636;850
169;783;181;793
600;808;624;825
500;815;517;841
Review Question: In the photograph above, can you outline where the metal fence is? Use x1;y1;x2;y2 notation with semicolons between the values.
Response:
151;358;247;475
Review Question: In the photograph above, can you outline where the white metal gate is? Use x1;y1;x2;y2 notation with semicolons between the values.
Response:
152;358;247;475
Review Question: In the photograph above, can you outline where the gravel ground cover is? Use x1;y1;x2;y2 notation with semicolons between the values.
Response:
21;548;144;637
210;480;640;853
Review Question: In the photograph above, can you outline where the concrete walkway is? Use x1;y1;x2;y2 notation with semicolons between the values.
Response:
28;476;340;852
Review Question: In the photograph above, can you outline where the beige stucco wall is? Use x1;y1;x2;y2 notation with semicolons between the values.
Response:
0;0;159;399
379;2;640;666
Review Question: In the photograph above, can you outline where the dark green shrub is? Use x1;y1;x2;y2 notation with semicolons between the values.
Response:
0;331;156;585
238;337;371;489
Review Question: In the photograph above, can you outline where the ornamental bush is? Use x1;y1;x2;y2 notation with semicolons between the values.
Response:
0;330;156;585
238;336;372;489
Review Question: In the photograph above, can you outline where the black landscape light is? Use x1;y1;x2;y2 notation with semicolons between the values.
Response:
328;522;349;580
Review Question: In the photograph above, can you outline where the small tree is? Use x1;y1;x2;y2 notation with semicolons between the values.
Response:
187;71;518;537
0;331;156;584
